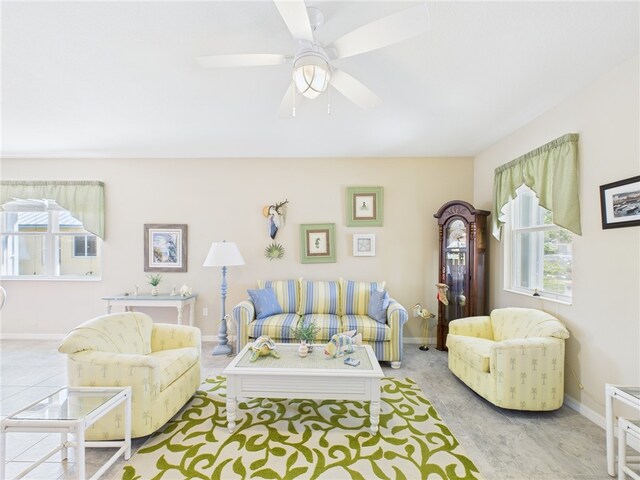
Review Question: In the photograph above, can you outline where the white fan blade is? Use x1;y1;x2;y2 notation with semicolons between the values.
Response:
196;54;287;68
273;0;313;42
332;4;429;59
330;69;381;110
277;83;296;117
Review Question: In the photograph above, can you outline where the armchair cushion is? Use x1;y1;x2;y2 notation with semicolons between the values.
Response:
248;288;283;319
446;335;493;373
258;279;299;313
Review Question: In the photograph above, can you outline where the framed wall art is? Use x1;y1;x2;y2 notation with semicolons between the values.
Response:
353;234;375;257
144;224;188;272
599;175;640;229
300;223;336;263
347;186;383;226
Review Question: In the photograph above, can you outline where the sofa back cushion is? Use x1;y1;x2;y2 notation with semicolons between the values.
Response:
490;307;570;341
340;279;386;316
298;280;340;315
258;279;299;314
58;312;153;355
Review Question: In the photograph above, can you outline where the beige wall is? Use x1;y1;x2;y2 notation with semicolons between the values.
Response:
0;156;473;343
473;55;640;418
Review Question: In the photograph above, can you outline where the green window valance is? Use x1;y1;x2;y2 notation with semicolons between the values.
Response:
0;181;105;239
492;133;581;240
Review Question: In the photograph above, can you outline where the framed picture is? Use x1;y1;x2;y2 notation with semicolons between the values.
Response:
353;234;375;257
599;175;640;229
300;223;336;263
347;186;384;226
144;224;188;272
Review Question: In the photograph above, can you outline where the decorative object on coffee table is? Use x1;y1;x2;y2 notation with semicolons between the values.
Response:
203;241;245;356
290;317;320;351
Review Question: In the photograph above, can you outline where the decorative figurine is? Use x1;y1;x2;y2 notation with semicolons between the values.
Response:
249;336;280;362
170;285;177;296
324;330;362;358
436;283;449;306
134;285;139;296
263;199;289;239
180;284;192;297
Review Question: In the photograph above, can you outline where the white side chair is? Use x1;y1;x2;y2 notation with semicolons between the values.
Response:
618;417;640;480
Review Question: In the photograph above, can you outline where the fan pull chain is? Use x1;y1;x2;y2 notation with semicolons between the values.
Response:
327;82;332;115
292;84;296;118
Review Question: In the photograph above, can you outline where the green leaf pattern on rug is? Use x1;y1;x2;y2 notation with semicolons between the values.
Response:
122;376;482;479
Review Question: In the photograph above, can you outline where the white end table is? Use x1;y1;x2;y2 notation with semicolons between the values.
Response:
0;386;131;480
606;384;640;476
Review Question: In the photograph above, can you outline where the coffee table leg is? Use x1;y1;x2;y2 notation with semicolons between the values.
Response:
75;427;85;480
227;397;237;433
61;432;68;460
370;400;380;434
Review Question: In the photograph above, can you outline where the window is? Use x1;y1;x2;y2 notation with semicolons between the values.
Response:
505;185;572;303
0;199;102;279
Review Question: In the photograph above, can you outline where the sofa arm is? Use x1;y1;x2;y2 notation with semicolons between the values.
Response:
387;299;408;327
232;299;256;350
65;350;162;399
151;323;201;354
385;299;408;364
449;316;493;339
491;337;566;408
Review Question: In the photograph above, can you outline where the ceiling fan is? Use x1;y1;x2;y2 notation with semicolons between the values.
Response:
196;1;430;116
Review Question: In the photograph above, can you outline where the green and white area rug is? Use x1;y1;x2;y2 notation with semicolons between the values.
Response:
121;377;482;480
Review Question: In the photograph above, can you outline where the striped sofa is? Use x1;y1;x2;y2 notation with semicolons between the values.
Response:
232;279;409;368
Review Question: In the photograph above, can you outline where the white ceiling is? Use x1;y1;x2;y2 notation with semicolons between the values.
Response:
2;1;638;159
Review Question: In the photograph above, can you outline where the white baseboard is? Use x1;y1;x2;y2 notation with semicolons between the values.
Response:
0;333;64;340
404;336;436;346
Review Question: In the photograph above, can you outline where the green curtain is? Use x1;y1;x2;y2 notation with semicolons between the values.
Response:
492;133;581;240
0;181;105;238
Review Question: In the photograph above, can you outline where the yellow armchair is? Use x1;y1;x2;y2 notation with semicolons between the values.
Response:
58;312;201;440
447;307;569;411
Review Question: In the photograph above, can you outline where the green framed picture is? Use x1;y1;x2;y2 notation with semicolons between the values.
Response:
300;223;336;263
347;186;384;227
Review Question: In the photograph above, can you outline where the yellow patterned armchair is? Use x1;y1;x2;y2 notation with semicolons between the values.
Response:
58;312;201;440
446;307;570;411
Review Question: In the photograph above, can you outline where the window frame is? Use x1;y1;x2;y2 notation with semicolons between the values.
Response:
0;201;102;281
503;187;573;305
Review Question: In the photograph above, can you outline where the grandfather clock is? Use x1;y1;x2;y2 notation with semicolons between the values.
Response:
434;200;490;351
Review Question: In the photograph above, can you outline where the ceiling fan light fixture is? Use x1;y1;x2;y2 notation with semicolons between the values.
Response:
293;50;330;99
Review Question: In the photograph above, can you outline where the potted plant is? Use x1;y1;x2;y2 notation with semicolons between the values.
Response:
147;274;163;296
290;318;320;352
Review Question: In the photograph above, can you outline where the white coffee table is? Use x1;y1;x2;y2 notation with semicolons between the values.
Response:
223;343;384;434
0;386;131;480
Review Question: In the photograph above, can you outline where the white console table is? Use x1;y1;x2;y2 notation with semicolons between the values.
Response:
102;294;197;326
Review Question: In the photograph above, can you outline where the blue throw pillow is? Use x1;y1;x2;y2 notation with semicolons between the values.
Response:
368;290;390;324
248;288;283;320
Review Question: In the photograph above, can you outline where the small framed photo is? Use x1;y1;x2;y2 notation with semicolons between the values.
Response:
599;175;640;229
300;223;336;263
353;234;375;257
144;224;188;272
347;186;383;227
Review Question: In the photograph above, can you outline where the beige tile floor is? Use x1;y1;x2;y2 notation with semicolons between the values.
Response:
0;339;617;479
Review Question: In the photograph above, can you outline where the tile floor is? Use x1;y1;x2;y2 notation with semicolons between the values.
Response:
0;339;618;479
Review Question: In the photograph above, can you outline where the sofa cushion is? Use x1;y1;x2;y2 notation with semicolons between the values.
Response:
368;290;390;324
248;313;301;340
446;335;493;373
298;280;340;315
248;288;283;319
342;314;391;342
258;279;299;313
301;314;341;341
148;347;199;391
340;279;386;315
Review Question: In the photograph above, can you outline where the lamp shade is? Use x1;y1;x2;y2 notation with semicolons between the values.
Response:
203;241;245;267
293;50;330;99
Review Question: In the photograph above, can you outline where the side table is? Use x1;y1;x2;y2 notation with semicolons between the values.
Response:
0;386;131;480
606;384;640;476
102;294;197;326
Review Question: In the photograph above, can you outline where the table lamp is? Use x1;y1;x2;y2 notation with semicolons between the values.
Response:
203;241;245;355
